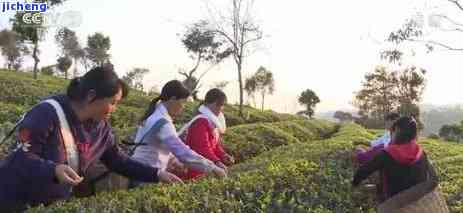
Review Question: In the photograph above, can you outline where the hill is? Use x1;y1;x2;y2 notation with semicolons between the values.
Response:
1;70;462;212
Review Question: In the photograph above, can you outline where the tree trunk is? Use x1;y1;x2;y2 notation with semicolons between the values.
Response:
261;91;265;112
32;41;39;79
73;57;78;77
238;63;244;117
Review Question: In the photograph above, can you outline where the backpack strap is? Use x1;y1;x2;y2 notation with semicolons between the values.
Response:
43;99;79;172
90;118;169;187
177;114;207;140
131;118;169;154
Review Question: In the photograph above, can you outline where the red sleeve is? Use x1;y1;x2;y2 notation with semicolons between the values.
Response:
187;118;221;162
214;136;227;161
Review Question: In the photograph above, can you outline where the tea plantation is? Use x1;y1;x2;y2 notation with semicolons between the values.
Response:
0;70;462;212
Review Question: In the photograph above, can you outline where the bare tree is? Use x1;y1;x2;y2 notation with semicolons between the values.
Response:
383;0;463;63
203;0;263;116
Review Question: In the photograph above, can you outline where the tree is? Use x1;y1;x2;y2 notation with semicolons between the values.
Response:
179;20;232;100
41;64;56;76
396;66;426;128
85;33;111;67
439;124;463;142
353;66;398;123
0;29;29;70
55;27;84;78
244;75;257;107
122;68;150;91
382;0;463;63
298;89;320;119
253;66;275;111
11;0;68;79
56;56;72;78
212;80;229;90
203;0;263;116
354;65;426;128
334;111;353;123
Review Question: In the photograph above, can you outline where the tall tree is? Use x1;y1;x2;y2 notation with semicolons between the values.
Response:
244;75;257;107
252;66;275;111
204;0;263;116
353;66;398;122
0;29;29;70
85;32;111;67
11;0;68;79
298;89;320;119
396;66;426;118
354;65;426;128
122;68;150;91
180;20;232;100
55;27;84;78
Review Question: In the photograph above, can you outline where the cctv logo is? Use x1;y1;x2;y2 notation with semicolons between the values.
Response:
22;12;43;25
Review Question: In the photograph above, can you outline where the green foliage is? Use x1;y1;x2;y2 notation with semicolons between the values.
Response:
0;69;302;155
353;65;426;129
439;124;463;143
122;68;150;91
298;89;320;118
222;123;300;163
86;33;111;66
29;123;367;213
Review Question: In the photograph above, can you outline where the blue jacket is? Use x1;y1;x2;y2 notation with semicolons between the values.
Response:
0;95;158;209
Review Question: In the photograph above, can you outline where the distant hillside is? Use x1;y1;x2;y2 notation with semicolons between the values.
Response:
318;105;463;136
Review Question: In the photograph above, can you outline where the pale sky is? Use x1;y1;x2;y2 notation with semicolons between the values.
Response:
0;0;462;114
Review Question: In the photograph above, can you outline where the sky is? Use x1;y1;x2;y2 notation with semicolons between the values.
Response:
0;0;462;114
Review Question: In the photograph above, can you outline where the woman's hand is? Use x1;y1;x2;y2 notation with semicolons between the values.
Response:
223;154;235;165
215;161;228;172
158;170;184;184
167;157;187;174
55;164;84;186
212;165;227;179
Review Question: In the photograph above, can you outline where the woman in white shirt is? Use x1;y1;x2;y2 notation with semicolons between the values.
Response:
130;80;226;187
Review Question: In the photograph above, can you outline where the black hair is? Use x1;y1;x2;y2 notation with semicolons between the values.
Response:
195;88;227;114
67;65;128;102
391;116;418;144
140;80;190;123
204;88;227;105
386;112;400;122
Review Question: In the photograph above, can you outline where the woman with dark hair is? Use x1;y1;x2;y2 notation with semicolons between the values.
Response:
130;81;226;187
0;66;180;211
353;116;447;212
355;112;400;164
176;88;234;180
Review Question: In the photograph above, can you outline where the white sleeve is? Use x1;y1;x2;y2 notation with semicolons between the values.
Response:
158;123;178;141
370;133;389;147
158;122;218;173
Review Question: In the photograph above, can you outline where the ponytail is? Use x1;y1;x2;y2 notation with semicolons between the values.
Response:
140;80;190;124
140;96;162;124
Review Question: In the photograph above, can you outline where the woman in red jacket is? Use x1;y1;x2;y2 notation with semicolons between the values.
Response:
176;88;234;180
